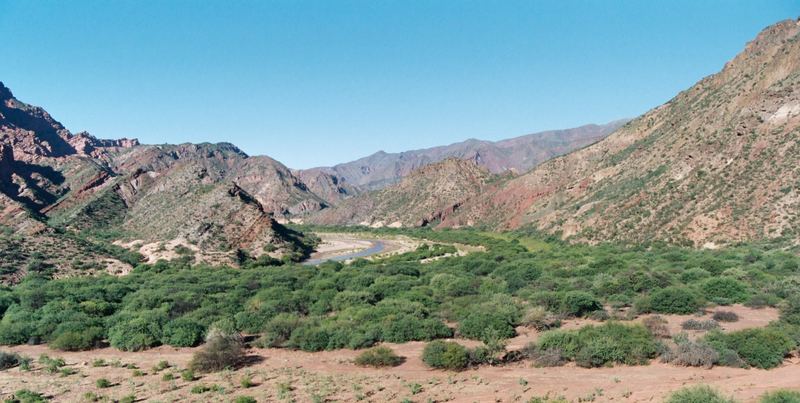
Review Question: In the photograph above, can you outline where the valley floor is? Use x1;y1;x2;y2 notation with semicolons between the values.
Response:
1;305;794;403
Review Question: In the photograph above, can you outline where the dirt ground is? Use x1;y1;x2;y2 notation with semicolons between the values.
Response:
1;305;794;403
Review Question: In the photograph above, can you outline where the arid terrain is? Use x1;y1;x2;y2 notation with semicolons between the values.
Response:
3;11;800;403
0;306;790;403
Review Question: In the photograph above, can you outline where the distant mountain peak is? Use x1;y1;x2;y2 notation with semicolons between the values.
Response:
298;120;625;194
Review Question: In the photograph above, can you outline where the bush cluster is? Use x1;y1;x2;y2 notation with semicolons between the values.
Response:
1;226;799;371
536;322;658;367
705;327;796;369
354;346;404;367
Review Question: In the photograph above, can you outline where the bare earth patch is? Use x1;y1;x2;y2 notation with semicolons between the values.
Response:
0;305;792;402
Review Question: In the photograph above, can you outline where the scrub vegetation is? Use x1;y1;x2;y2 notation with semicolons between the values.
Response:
1;227;800;373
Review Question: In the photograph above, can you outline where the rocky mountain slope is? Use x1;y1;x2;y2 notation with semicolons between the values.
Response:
0;82;321;280
307;158;495;227
441;19;800;247
296;121;624;195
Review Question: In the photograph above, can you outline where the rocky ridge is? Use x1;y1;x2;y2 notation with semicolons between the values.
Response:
440;19;800;247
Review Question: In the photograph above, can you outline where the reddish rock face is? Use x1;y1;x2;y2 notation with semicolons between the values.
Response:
0;81;327;274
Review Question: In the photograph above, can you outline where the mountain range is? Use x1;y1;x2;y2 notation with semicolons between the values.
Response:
308;18;800;248
0;79;617;280
295;120;624;193
2;18;798;282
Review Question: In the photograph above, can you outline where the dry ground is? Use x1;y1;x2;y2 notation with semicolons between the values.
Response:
1;305;795;403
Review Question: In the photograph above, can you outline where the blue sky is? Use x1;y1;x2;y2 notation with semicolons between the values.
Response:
0;1;797;168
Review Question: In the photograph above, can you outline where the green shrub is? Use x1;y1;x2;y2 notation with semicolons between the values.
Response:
257;313;303;348
647;286;703;314
422;340;469;370
706;327;795;369
96;378;111;388
760;390;800;403
108;313;164;351
354;346;404;367
680;268;711;283
746;293;779;309
537;322;657;367
189;329;245;373
50;327;104;351
665;385;736;403
701;277;749;304
560;291;602;317
233;397;257;403
458;311;516;342
780;294;800;326
162;319;205;347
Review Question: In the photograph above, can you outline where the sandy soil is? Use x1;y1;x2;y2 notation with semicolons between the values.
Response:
114;238;234;267
1;305;792;403
307;232;484;265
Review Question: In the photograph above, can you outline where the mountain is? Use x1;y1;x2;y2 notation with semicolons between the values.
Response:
0;82;322;281
439;19;800;247
307;158;495;227
296;120;625;196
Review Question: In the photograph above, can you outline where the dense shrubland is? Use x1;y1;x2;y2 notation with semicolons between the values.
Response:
1;227;800;371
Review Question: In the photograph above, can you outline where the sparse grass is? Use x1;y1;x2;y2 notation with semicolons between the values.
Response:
38;354;66;374
240;374;255;388
181;369;196;381
153;360;170;372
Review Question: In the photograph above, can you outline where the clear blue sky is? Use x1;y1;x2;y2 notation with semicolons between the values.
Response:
0;1;797;168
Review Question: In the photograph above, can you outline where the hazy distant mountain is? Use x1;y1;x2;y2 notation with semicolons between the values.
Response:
295;121;625;197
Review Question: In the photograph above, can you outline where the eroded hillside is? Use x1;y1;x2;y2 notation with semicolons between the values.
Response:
443;19;800;247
